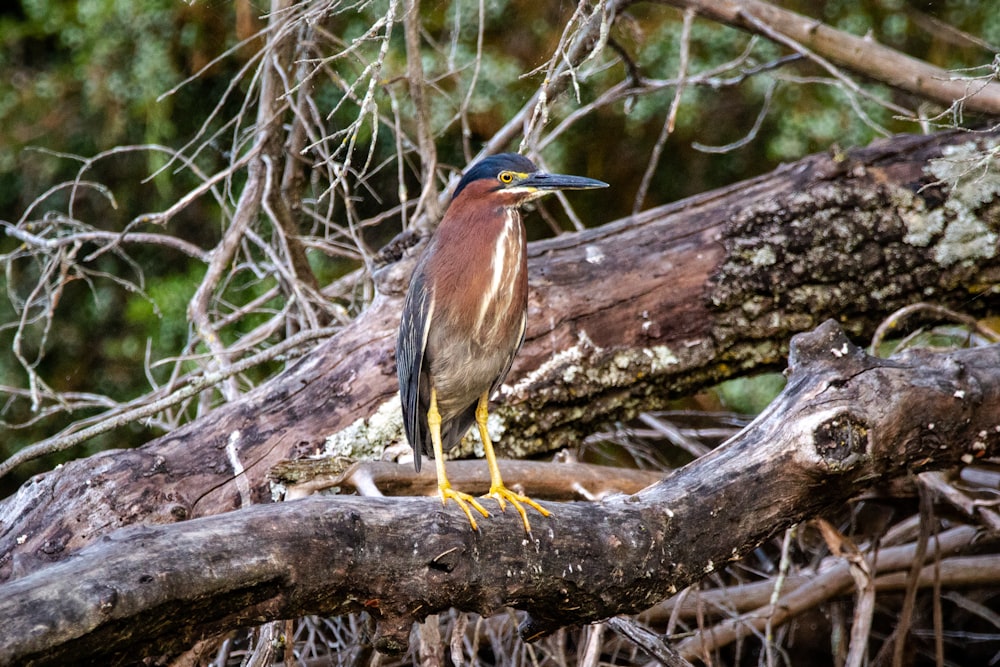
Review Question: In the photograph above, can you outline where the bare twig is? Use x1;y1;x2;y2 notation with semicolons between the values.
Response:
870;302;1000;354
632;8;694;215
403;0;441;228
658;0;1000;114
673;525;980;660
0;325;339;480
607;617;694;667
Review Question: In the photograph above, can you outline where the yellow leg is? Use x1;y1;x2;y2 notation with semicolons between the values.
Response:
428;388;489;530
476;392;551;533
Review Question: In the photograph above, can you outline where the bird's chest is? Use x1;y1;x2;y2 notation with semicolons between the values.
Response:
430;211;526;340
466;211;526;345
426;212;526;373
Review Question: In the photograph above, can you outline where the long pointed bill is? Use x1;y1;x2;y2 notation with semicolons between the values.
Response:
518;172;609;192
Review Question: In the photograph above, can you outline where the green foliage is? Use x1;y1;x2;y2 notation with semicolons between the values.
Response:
713;373;787;416
766;83;895;161
124;268;199;371
0;0;240;214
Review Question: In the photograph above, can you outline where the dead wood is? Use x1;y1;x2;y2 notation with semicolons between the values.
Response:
2;128;999;588
272;459;665;501
658;0;1000;114
2;320;999;665
649;551;1000;623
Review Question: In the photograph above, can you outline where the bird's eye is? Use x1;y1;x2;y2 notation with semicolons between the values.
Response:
498;171;514;184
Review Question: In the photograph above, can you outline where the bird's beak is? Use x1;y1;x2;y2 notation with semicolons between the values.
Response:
518;171;609;192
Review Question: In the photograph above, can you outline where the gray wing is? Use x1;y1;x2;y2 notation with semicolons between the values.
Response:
436;311;525;453
396;269;433;471
490;310;526;397
442;312;525;453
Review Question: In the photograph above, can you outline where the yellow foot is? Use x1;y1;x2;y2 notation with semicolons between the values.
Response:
486;484;551;533
440;487;490;531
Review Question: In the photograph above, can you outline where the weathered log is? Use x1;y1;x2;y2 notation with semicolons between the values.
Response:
2;321;998;665
2;129;999;584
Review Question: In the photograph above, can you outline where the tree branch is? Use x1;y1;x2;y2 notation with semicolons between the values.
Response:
2;320;998;664
658;0;1000;115
2;128;999;585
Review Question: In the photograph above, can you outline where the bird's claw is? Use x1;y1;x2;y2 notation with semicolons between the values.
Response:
440;487;490;531
486;485;551;533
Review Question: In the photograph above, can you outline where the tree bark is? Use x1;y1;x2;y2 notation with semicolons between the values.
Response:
2;128;999;585
2;320;999;665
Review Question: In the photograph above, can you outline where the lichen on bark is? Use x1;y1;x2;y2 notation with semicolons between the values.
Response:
707;139;1000;351
908;139;1000;267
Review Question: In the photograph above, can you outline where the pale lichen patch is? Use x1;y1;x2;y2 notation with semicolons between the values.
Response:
269;480;288;502
751;244;777;267
645;345;680;373
613;351;632;370
462;412;506;458
906;140;1000;266
929;141;1000;208
901;203;939;247
932;205;998;266
507;330;602;397
585;245;605;265
324;396;404;460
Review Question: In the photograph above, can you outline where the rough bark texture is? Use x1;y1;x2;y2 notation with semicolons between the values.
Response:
2;129;999;585
2;321;999;665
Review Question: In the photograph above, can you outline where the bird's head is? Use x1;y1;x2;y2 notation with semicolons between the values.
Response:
451;153;608;206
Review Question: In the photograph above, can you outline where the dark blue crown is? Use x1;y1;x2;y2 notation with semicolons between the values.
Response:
452;153;538;200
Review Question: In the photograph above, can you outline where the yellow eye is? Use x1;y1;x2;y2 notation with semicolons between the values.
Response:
498;171;514;184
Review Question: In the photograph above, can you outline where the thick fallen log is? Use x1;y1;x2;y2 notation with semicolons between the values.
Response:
2;128;999;585
3;320;998;665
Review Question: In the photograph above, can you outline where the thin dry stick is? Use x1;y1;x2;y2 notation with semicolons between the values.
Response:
892;484;935;667
765;525;795;667
692;78;776;154
654;552;1000;623
845;536;876;667
734;7;905;135
633;8;694;215
674;525;980;660
539;41;796;154
0;325;339;480
186;0;303;406
580;622;605;667
607;617;694;667
7;227;208;262
454;0;486;163
519;0;594;152
265;41;321;296
659;0;1000;114
870;301;1000;354
403;0;441;227
449;612;468;666
932;530;945;667
487;0;625;157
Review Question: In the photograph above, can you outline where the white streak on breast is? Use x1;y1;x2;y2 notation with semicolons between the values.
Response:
474;209;516;337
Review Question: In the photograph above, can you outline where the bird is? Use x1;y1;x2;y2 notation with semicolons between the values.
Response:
396;152;608;532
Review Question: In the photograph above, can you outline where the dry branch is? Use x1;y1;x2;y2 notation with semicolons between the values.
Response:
2;320;999;664
2;128;1000;587
272;459;665;501
6;4;1000;662
667;525;983;660
659;0;1000;114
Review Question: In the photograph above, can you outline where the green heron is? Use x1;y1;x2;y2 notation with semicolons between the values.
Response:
397;153;608;532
